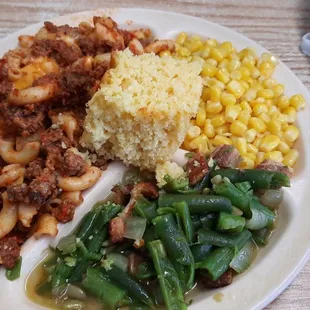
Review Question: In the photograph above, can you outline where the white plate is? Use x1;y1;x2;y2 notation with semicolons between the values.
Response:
0;8;309;310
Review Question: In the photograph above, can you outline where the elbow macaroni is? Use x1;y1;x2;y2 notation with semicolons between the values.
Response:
0;164;25;187
57;166;102;191
0;192;18;239
34;213;58;239
18;203;38;228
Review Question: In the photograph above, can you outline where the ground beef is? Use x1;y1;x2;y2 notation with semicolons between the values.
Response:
28;169;57;205
0;103;46;137
41;128;71;155
77;36;98;56
7;169;57;205
52;199;76;223
119;29;136;46
0;236;21;268
0;80;12;101
90;62;109;80
25;158;45;179
186;153;209;186
44;21;58;33
31;39;82;67
58;150;86;177
200;269;234;288
211;145;241;168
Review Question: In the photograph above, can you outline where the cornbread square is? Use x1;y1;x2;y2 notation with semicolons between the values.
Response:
81;49;203;170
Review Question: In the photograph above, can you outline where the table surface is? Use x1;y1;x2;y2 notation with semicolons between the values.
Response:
0;0;309;309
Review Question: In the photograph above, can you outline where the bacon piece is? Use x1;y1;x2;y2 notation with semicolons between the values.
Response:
256;159;292;177
211;145;241;168
200;269;234;288
109;217;125;243
186;152;209;186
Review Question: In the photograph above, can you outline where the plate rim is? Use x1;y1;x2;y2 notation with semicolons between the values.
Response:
0;7;309;310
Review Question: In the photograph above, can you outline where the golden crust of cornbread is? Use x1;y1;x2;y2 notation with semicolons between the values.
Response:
81;49;203;170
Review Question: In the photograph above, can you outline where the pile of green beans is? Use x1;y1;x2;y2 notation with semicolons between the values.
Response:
33;167;289;310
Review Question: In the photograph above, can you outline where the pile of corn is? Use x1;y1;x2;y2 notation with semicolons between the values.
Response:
169;33;305;169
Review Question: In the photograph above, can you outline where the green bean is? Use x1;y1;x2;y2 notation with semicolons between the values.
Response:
198;229;252;250
190;243;213;263
252;228;273;246
191;215;202;232
162;175;189;193
173;201;194;243
52;261;73;288
193;173;210;192
135;197;158;222
213;182;251;218
103;266;154;308
196;247;234;280
135;262;156;280
235;181;252;193
148;240;187;310
200;213;218;229
61;299;85;310
210;169;290;190
93;203;123;232
76;211;100;241
85;226;108;254
68;260;89;283
143;226;159;244
82;268;128;309
153;214;194;266
5;257;22;281
156;207;175;215
216;212;245;234
158;194;232;213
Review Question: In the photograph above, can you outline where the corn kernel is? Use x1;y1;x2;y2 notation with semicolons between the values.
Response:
268;105;279;115
230;120;247;136
219;41;233;57
245;128;257;143
202;87;211;101
216;68;230;84
240;100;252;112
178;46;192;57
196;107;206;127
201;63;218;77
282;107;297;123
265;151;283;163
211;114;225;127
251;67;261;79
277;141;290;155
206;113;217;120
226;80;244;98
283;125;300;143
259;112;271;124
255;152;265;166
220;92;236;106
249;117;266;133
210;85;222;102
218;59;229;68
225;104;241;123
250;97;265;108
242;88;257;101
187;125;201;140
273;84;284;98
268;119;282;134
264;99;273;107
189;134;209;153
240;66;251;78
240;80;250;91
204;119;215;138
247;143;258;154
227;59;241;72
289;94;306;111
212;135;232;146
277;95;290;110
159;50;171;57
253;137;262;148
210;47;224;62
262;78;277;89
230;70;242;80
238;110;251;125
235;137;247;155
259;61;275;78
206;58;218;67
206;39;218;47
239;48;256;60
259;135;281;152
206;101;223;114
176;32;187;45
257;89;274;99
242;57;256;70
278;113;288;124
185;38;204;53
282;149;299;167
215;124;230;135
201;47;211;59
252;103;268;116
239;156;255;169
